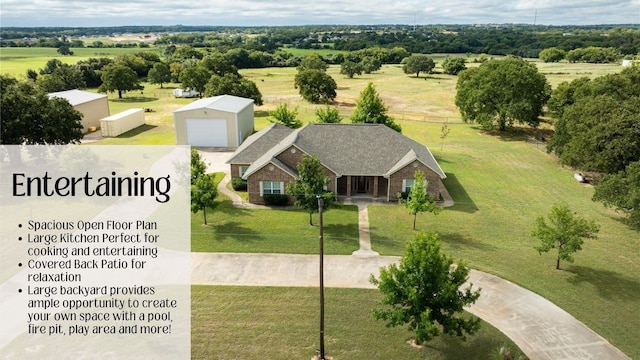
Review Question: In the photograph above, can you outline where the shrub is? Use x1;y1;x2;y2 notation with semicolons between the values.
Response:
262;194;290;206
231;177;247;191
397;191;409;201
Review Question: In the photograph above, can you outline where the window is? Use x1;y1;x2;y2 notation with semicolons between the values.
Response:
402;179;415;193
239;166;249;177
402;179;427;193
261;181;283;195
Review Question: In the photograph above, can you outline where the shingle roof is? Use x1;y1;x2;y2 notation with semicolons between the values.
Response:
226;123;294;164
242;123;446;179
173;94;254;113
48;89;106;106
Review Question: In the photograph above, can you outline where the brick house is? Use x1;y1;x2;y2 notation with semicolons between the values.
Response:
226;123;448;205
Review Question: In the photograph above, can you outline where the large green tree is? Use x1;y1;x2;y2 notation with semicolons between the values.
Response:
402;55;435;77
297;52;328;72
532;203;600;270
400;171;441;230
36;64;86;92
204;73;263;105
441;56;467;75
350;82;401;132
178;66;211;98
191;173;218;225
340;60;363;78
455;57;551;131
286;154;335;226
549;96;640;174
371;232;481;344
593;161;640;229
539;47;566;62
547;67;640;173
98;63;144;99
1;75;83;145
294;69;337;104
147;62;171;89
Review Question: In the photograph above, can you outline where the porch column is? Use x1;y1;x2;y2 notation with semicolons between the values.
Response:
346;176;352;197
373;177;379;198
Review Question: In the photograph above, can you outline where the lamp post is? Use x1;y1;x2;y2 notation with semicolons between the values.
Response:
317;195;325;360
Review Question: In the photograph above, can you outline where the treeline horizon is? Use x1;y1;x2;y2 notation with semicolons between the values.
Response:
2;24;639;56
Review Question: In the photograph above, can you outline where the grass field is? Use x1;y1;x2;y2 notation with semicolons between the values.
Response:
192;286;527;360
0;47;155;78
3;47;635;357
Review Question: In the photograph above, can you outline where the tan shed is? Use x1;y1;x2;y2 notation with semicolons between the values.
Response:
100;108;145;137
48;89;109;133
173;95;255;149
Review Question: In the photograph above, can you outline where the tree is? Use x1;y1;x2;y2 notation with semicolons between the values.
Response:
191;149;207;185
546;67;640;173
36;64;86;92
191;173;218;225
40;59;64;75
455;57;551;131
1;75;83;145
400;171;441;230
360;56;381;74
204;73;263;106
294;69;337;104
178;66;211;98
593;161;640;229
441;56;467;75
270;103;302;129
340;60;363;78
539;47;566;62
315;106;341;123
57;45;73;56
548;96;640;174
98;63;144;99
532;203;600;270
402;55;435;77
285;154;335;226
147;62;171;89
350;82;401;132
200;53;239;76
370;232;481;344
297;52;328;72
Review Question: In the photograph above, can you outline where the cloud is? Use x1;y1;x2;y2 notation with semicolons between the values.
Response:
0;0;638;26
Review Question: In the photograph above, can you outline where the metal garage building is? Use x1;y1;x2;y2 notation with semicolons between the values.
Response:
173;95;255;149
48;89;110;133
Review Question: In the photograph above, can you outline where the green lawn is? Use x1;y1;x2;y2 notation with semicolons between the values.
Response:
192;286;527;360
192;200;360;255
0;47;150;78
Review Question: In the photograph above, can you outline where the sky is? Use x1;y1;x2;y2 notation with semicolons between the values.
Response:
0;0;639;27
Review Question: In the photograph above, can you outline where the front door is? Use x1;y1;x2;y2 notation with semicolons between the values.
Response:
352;176;370;193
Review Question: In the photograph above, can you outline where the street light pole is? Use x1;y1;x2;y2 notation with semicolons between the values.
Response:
317;195;325;360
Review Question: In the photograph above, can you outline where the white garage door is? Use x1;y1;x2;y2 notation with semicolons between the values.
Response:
185;119;228;147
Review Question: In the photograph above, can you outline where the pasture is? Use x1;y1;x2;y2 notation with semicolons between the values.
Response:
2;47;636;358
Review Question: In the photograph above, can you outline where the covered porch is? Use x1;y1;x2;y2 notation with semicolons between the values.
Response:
336;175;390;201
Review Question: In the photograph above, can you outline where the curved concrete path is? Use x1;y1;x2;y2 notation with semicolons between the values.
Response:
191;253;629;360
